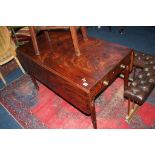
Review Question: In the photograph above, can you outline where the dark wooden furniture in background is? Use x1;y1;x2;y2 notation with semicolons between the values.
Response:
29;26;88;56
17;30;133;128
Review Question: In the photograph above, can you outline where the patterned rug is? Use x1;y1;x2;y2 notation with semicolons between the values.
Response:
0;74;155;129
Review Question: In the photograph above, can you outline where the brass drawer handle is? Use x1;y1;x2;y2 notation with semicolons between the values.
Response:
120;64;126;69
103;80;109;86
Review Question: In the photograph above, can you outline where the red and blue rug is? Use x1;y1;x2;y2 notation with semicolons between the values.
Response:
0;74;155;129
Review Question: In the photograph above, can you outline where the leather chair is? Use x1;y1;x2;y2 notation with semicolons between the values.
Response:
124;51;155;122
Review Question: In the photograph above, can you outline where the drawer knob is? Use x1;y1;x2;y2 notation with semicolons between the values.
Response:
120;64;126;69
103;80;109;86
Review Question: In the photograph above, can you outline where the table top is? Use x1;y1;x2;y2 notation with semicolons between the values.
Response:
17;30;131;91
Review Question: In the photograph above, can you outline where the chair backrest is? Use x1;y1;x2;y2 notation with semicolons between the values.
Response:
0;26;16;58
0;27;10;53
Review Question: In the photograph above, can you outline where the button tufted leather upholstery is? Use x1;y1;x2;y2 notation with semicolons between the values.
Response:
124;51;155;106
134;51;155;68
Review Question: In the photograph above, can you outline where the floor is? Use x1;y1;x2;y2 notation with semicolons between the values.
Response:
0;68;23;129
0;26;155;129
88;26;155;56
0;104;22;129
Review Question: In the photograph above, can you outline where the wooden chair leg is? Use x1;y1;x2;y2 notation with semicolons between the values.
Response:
29;26;40;55
70;26;81;56
0;72;7;86
44;30;51;43
44;31;52;50
126;99;140;123
127;99;131;116
81;26;88;41
10;27;20;46
14;56;25;74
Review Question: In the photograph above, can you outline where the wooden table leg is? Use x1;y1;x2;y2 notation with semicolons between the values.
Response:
90;100;97;129
29;26;40;55
30;75;39;90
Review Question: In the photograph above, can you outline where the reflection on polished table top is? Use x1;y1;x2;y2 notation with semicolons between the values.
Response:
17;30;133;128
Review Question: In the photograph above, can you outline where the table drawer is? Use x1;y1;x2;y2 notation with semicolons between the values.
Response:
90;54;131;98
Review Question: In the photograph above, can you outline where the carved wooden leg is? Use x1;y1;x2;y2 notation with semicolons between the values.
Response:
81;26;88;41
30;75;39;90
70;26;81;56
29;26;40;55
90;100;97;129
14;56;25;74
0;72;7;86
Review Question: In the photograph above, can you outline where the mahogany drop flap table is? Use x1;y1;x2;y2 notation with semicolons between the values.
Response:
17;31;133;128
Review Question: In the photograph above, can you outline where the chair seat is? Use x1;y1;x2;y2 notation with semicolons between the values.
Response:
125;79;154;105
